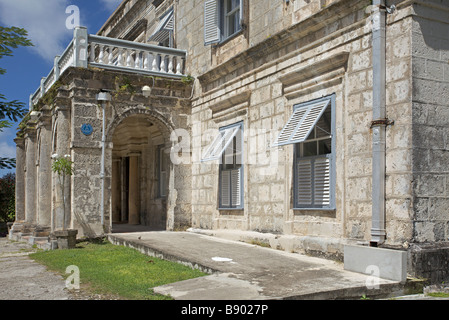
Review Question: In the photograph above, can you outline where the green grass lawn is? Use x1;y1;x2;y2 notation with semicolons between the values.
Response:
29;239;206;300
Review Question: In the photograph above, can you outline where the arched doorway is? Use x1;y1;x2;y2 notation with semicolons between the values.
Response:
109;111;172;232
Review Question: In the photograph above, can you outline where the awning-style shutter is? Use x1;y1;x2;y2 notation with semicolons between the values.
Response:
204;0;220;45
272;98;330;147
148;9;174;43
201;126;240;161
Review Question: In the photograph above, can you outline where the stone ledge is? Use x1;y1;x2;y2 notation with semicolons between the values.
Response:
344;244;408;283
187;228;348;261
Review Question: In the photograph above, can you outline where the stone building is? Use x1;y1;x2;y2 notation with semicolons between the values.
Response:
10;0;449;283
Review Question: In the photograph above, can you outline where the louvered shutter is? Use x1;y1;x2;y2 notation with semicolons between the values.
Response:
272;99;330;147
291;101;329;142
314;156;330;206
201;126;239;161
272;107;307;147
231;168;241;207
148;9;174;43
204;0;220;45
239;0;244;28
297;159;313;206
220;170;231;207
160;171;167;197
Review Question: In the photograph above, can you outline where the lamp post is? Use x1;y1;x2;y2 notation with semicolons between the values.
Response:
96;91;111;230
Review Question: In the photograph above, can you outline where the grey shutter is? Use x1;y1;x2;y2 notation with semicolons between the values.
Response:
231;168;241;207
204;0;220;45
239;0;244;28
221;170;231;206
160;171;167;197
297;159;312;206
313;156;330;206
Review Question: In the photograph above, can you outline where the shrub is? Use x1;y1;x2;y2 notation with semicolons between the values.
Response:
0;172;15;223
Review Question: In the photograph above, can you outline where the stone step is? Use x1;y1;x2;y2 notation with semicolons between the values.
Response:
35;239;58;250
28;236;50;245
34;231;51;237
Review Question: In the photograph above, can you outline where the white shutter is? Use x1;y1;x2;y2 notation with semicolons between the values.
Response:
291;100;329;142
204;0;220;45
231;168;241;207
297;159;312;206
272;98;330;147
314;157;330;206
272;107;308;146
221;170;231;207
201;126;239;161
148;9;174;43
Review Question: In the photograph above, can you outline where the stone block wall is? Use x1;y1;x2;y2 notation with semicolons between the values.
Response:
411;1;449;244
15;67;193;238
185;0;445;255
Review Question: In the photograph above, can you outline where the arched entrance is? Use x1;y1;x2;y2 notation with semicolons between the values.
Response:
109;110;172;232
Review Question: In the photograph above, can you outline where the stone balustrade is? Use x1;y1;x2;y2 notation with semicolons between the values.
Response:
30;27;187;109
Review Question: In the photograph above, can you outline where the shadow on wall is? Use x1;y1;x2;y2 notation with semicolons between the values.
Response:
73;211;98;238
414;5;449;51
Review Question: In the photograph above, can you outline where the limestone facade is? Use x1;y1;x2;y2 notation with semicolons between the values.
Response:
12;0;449;282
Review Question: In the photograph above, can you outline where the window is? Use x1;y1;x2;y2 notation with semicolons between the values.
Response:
273;95;335;209
148;8;174;47
204;0;243;45
202;122;243;209
158;145;167;198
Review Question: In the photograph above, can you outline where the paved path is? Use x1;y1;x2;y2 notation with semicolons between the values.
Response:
0;238;70;300
2;231;448;301
108;231;403;300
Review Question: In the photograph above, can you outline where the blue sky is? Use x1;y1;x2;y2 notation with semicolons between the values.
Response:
0;0;122;177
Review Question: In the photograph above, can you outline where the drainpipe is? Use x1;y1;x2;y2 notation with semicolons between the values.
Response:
370;0;394;246
96;91;111;230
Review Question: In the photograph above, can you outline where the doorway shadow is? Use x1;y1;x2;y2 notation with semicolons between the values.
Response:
111;223;164;234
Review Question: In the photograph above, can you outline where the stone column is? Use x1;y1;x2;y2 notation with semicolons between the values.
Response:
54;106;71;230
121;158;128;222
128;155;139;224
111;158;121;223
14;138;26;223
37;110;52;228
24;129;37;228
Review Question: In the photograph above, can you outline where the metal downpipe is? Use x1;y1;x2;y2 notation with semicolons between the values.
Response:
370;0;387;246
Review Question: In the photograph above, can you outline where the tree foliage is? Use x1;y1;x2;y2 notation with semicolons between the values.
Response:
0;172;15;223
0;26;33;169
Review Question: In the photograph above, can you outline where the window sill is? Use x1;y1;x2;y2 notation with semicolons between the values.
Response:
293;207;336;212
215;29;244;47
219;208;244;215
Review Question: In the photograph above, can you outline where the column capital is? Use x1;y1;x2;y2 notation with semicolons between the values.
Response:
37;107;52;127
14;137;25;146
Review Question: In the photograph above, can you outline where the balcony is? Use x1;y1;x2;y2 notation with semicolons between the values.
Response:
30;26;187;109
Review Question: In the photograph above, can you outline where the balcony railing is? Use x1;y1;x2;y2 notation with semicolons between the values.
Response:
30;26;187;109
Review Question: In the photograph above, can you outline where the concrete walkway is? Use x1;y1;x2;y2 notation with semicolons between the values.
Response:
107;230;406;300
0;238;70;300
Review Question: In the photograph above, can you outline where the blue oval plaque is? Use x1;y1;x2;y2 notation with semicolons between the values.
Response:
81;123;93;136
